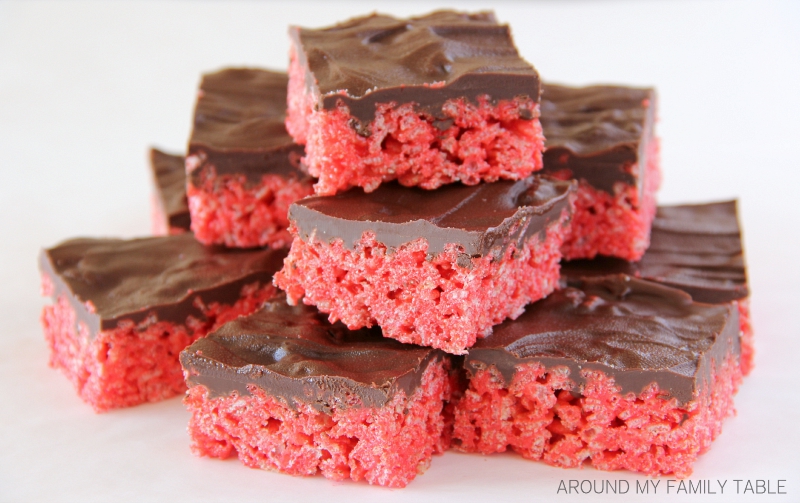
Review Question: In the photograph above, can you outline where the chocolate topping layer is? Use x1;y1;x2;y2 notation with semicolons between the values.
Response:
149;148;190;231
39;234;287;336
180;299;443;412
561;201;748;304
290;176;574;259
467;275;739;405
187;68;306;185
291;11;540;125
540;83;656;193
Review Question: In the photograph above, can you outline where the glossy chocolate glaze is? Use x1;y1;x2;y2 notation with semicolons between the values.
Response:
290;176;574;261
540;83;656;193
187;68;306;186
291;11;540;126
149;148;190;231
180;299;444;412
39;234;287;336
467;275;739;405
561;201;748;304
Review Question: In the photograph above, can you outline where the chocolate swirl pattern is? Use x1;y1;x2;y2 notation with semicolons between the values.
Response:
468;275;739;404
291;11;541;123
540;83;656;192
40;234;287;334
181;300;443;411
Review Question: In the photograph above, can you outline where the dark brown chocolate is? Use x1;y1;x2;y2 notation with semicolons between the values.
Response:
149;148;190;231
561;201;748;304
180;299;444;412
289;176;574;260
39;234;287;336
291;11;541;125
467;275;739;405
187;68;306;186
540;83;656;193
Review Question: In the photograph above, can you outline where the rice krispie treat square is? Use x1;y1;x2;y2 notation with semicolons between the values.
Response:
287;11;544;195
274;176;574;354
39;234;285;411
540;83;660;261
187;68;313;248
181;299;453;488
452;275;742;478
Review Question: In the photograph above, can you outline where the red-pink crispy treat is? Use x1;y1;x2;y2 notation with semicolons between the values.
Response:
452;275;742;477
560;201;753;375
187;68;312;248
38;234;285;412
541;84;660;261
287;11;544;195
180;302;453;488
274;177;574;354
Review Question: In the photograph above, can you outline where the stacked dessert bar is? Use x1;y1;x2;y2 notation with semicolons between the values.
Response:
185;69;313;248
39;9;750;488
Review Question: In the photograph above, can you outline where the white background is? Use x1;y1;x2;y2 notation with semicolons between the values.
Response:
1;1;799;501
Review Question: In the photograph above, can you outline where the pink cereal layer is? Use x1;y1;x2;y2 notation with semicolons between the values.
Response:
187;167;313;249
286;52;544;196
40;278;276;413
274;213;569;355
738;299;754;376
558;139;661;261
185;358;452;488
452;354;742;478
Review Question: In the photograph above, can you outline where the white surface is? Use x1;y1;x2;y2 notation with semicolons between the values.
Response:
1;1;799;501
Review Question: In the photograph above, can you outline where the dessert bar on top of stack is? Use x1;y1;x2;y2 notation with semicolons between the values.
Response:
286;10;545;195
186;68;312;248
274;177;574;354
37;7;751;489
